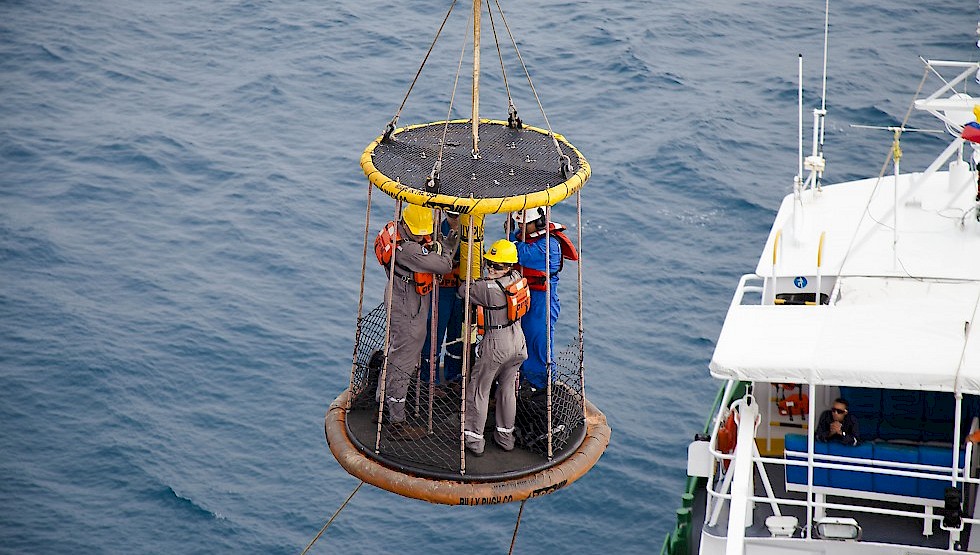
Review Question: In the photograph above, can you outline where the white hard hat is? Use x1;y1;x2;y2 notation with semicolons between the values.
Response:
512;207;545;224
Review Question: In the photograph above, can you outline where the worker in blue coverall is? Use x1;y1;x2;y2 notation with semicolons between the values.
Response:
420;218;464;388
510;207;578;390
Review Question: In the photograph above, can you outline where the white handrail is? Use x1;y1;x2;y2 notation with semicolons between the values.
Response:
728;274;764;310
725;398;759;555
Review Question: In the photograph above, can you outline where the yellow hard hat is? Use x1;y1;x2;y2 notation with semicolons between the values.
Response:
402;204;434;236
484;239;518;264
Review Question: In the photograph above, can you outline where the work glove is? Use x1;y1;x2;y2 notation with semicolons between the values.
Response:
429;241;443;256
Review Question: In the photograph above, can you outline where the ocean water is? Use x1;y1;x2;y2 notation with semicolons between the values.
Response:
0;1;974;553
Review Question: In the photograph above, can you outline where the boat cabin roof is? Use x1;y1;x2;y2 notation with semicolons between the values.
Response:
710;129;980;392
755;170;980;282
709;277;980;393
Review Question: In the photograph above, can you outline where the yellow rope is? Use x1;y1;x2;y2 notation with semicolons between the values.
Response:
299;481;364;555
508;499;527;554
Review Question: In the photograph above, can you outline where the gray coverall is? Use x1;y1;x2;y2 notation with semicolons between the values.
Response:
460;270;529;454
377;221;459;423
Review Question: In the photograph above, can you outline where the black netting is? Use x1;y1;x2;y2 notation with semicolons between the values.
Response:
514;348;585;457
371;122;582;199
346;302;587;479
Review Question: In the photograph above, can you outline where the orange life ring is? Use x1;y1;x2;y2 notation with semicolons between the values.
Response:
716;411;738;469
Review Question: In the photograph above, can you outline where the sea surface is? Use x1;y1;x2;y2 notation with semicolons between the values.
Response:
1;1;974;553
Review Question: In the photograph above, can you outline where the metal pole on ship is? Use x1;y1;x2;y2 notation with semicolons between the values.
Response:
471;0;481;157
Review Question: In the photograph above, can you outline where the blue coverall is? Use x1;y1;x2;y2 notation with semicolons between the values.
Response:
511;230;562;389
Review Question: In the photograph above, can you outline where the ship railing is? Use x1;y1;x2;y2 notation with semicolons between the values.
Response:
710;489;974;533
704;435;980;536
704;447;979;537
906;60;979;193
729;274;765;309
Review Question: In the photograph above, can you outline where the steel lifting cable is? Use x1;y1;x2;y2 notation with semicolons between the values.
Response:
836;65;931;279
434;9;474;182
486;1;519;121
507;499;528;554
492;0;570;167
347;180;376;410
384;0;460;140
299;481;364;555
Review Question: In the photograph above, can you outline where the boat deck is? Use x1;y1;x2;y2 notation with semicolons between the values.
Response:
692;462;974;551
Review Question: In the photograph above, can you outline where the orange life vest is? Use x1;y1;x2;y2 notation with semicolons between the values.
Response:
374;221;434;295
476;273;530;334
515;223;579;291
438;266;460;288
777;394;809;420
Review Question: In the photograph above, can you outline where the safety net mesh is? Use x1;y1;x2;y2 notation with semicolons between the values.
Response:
368;121;582;200
346;302;586;478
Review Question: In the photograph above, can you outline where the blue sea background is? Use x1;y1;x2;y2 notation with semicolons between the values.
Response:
1;1;974;553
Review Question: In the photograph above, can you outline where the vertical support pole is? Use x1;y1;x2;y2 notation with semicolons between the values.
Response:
806;381;817;533
376;200;403;453
576;191;586;418
460;215;476;474
893;129;901;268
796;54;804;199
954;391;964;488
348;180;376;410
425;210;443;432
544;205;553;460
471;0;481;155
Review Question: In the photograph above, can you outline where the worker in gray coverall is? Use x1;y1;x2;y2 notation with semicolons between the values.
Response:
459;239;529;456
375;204;459;440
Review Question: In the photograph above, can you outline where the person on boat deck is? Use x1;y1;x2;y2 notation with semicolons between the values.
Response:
509;207;578;390
374;204;459;440
459;239;529;456
419;217;465;392
816;398;860;445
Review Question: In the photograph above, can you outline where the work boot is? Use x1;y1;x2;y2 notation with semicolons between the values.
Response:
464;431;485;456
386;421;428;441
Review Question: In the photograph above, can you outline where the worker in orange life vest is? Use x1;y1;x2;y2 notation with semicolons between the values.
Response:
459;239;529;456
510;207;578;390
374;204;459;440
